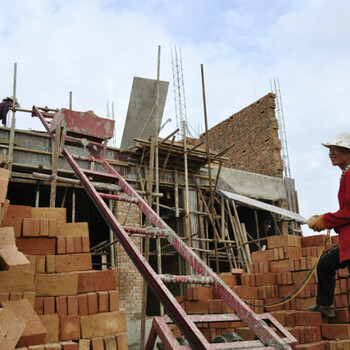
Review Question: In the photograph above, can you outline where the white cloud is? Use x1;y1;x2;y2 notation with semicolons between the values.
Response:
0;0;349;236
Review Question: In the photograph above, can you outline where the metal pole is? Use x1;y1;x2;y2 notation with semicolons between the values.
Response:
8;63;17;175
69;91;72;110
109;190;115;267
200;64;219;273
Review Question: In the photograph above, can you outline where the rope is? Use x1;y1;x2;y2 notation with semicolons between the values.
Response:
244;230;331;308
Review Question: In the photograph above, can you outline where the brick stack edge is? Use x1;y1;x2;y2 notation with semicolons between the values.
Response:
0;202;127;350
173;234;350;350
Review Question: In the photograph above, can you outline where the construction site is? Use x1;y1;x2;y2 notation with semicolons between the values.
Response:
0;56;348;350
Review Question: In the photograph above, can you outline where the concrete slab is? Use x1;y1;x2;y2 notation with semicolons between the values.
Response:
121;77;169;149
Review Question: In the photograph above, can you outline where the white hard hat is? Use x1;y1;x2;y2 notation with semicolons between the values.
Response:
6;96;20;108
322;132;350;150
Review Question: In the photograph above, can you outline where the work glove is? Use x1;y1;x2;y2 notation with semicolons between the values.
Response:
309;214;326;232
307;215;319;229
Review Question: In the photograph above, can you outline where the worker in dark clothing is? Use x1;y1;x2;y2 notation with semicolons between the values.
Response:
307;132;350;317
0;97;20;126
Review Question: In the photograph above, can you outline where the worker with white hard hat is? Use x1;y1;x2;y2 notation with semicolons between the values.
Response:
0;96;20;126
307;132;350;317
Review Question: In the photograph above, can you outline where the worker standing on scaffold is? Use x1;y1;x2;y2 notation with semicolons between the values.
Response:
307;132;350;317
0;96;20;126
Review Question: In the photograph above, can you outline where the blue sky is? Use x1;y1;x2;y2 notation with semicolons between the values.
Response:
1;0;350;235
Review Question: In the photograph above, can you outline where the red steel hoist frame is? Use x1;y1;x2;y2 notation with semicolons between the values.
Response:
32;106;297;350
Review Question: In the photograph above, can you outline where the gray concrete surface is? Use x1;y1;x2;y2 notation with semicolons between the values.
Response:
213;166;288;202
127;318;153;349
121;77;169;149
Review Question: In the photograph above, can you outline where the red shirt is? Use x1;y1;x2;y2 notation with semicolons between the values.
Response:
324;169;350;262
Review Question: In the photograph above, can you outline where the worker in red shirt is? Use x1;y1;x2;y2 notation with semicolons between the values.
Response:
308;132;350;317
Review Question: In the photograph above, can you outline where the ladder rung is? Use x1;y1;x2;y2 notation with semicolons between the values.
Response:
158;274;214;285
65;135;104;148
71;154;103;164
99;193;139;204
123;226;169;237
83;169;118;180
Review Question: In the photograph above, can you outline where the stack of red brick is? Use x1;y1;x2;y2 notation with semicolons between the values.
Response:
0;203;127;350
174;234;350;349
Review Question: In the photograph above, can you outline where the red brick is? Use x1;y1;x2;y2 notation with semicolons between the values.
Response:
35;297;44;315
329;307;350;324
269;311;287;326
0;293;9;303
103;335;117;349
187;286;213;300
0;218;22;237
67;295;78;316
255;273;276;286
292;271;317;285
296;297;316;311
46;254;56;273
40;218;49;236
88;292;98;314
0;245;30;271
219;273;238;288
301;235;329;248
61;341;79;350
77;270;116;293
39;314;59;344
0;270;35;293
81;236;90;252
321;324;350;339
251;249;273;263
45;344;62;350
108;290;119;311
98;291;109;312
66;236;75;254
115;333;128;350
80;311;127;338
49;219;58;237
73;236;82;253
9;292;22;301
16;237;56;255
31;207;66;222
55;253;92;273
5;205;31;219
59;315;81;341
339;267;350;278
0;307;26;350
270;259;292;273
44;296;55;315
268;235;301;248
209;300;223;314
233;285;258;299
1;298;46;347
57;222;89;237
91;337;104;350
185;300;210;314
295;311;326;326
284;246;303;259
57;237;66;254
56;296;67;317
0;226;16;246
78;294;88;316
22;218;40;237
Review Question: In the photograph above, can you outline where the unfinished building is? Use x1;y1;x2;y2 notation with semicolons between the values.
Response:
0;78;346;350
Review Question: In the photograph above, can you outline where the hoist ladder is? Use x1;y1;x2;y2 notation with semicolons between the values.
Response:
32;106;297;350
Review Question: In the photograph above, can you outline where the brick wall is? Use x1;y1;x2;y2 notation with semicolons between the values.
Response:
114;197;143;320
201;93;283;178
